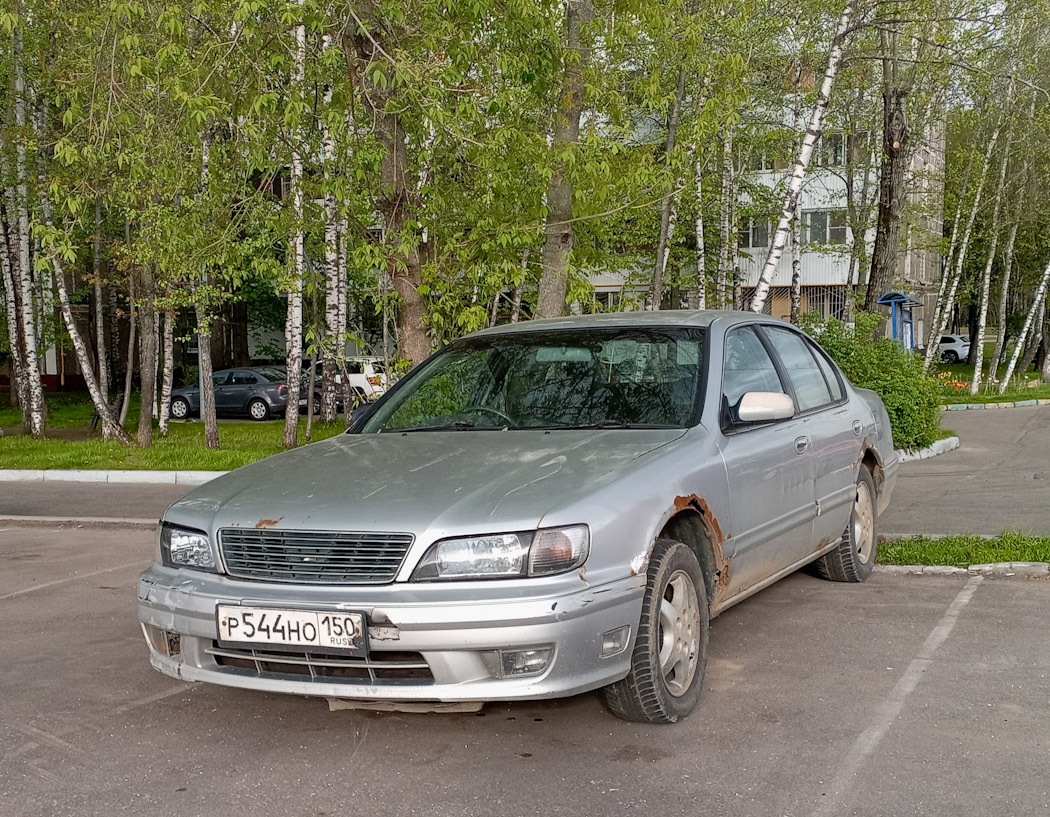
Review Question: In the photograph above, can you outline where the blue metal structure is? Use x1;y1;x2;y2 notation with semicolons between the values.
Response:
877;291;923;349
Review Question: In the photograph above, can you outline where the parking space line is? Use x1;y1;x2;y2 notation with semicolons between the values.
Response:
811;575;983;817
0;560;149;601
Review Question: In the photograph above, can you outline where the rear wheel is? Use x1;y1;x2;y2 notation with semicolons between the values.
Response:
941;350;959;364
170;397;190;420
247;398;270;421
816;467;877;583
603;539;709;724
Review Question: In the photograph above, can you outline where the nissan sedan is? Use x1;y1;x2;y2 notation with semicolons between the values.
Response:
138;311;898;723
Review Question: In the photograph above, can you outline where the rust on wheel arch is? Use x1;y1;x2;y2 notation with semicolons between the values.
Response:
667;494;731;600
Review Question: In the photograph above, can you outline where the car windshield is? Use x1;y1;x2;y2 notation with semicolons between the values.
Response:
363;327;705;432
256;368;286;383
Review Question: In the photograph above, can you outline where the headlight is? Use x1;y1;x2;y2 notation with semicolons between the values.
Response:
411;525;589;581
159;523;217;571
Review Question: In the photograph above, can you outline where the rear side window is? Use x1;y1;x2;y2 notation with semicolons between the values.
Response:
811;346;845;402
722;327;784;409
231;372;259;385
763;327;833;411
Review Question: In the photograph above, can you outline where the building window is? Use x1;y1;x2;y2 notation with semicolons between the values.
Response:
738;218;771;249
816;133;846;166
804;210;848;244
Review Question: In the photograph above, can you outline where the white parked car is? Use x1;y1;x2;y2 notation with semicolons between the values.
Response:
938;334;970;364
304;357;391;402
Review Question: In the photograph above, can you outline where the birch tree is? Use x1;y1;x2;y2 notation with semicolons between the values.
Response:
283;3;306;449
968;112;1012;394
750;0;855;315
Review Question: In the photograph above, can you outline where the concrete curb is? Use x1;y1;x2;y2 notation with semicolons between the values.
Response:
894;435;960;463
874;562;1050;577
0;469;225;485
0;514;158;529
942;398;1050;411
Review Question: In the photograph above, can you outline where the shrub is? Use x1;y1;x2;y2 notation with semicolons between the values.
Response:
799;312;941;450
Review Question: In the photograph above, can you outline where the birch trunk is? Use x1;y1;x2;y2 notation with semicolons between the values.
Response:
283;7;306;448
999;256;1050;392
694;148;706;310
922;114;1005;374
158;311;174;437
751;0;854;315
922;152;976;365
320;45;341;424
120;252;136;428
94;198;110;405
12;22;45;437
647;67;687;311
39;192;131;444
968;139;1011;395
535;0;593;319
0;223;27;413
136;264;158;446
195;302;219;448
986;221;1019;382
197;134;219;448
1018;319;1043;377
716;132;733;308
790;213;803;324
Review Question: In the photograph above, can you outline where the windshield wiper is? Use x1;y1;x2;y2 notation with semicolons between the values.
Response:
517;420;680;430
383;420;507;432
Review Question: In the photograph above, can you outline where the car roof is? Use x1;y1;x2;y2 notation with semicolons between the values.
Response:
466;309;793;339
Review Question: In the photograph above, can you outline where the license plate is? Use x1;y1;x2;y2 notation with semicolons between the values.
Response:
298;398;308;405
217;606;366;655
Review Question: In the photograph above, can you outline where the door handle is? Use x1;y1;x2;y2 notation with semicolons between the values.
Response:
794;436;809;454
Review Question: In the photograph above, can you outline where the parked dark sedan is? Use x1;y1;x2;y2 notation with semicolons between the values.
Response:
170;367;299;421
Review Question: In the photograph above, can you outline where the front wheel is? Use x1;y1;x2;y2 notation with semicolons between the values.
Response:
603;539;709;724
816;467;877;582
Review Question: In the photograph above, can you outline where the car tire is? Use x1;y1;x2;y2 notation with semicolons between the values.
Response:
170;397;190;420
603;539;709;724
247;398;270;421
816;467;877;583
941;350;959;364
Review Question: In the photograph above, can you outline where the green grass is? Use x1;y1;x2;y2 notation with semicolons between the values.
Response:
0;420;347;470
934;354;1049;404
0;390;143;428
878;533;1050;567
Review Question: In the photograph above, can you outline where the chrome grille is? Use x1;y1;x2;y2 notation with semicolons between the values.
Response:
207;644;433;685
219;529;413;584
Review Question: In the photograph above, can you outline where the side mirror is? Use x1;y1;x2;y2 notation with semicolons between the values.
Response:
737;391;795;423
348;400;378;431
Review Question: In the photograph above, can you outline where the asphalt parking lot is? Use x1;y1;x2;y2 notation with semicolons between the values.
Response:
1;523;1047;817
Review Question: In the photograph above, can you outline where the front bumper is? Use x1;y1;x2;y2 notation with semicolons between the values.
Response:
137;565;644;703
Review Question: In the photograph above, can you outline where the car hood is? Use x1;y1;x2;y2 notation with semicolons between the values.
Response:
165;429;686;535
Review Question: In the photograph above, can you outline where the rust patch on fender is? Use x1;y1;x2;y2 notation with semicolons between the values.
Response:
673;495;731;596
255;518;281;529
816;536;831;553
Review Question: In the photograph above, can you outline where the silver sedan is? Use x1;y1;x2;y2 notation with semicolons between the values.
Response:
138;311;897;723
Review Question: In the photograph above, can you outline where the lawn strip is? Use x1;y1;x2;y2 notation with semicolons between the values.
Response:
878;533;1050;567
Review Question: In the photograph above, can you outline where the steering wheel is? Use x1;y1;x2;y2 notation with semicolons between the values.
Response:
463;405;515;426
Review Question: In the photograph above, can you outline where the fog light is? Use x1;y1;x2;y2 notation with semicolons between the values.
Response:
141;623;181;657
499;647;553;677
600;625;631;658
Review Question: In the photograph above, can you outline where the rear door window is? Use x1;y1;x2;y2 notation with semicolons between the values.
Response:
762;326;833;412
